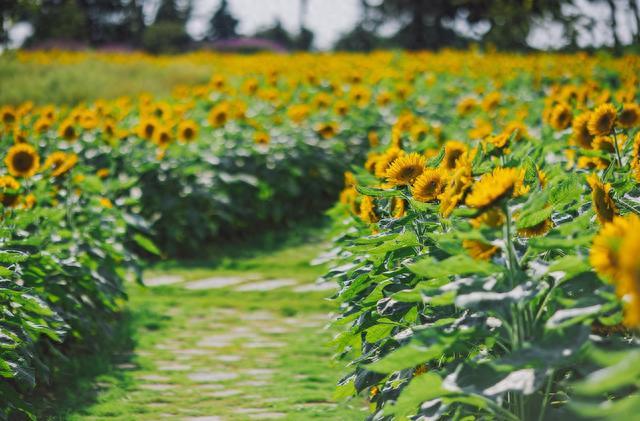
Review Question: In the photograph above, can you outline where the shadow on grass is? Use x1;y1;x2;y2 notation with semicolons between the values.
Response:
28;306;170;420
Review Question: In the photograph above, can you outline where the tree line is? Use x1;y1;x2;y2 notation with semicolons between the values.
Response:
1;0;639;52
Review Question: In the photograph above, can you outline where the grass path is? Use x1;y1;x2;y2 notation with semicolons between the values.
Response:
49;227;365;420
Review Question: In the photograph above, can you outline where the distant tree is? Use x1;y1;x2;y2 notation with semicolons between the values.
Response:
29;0;89;44
207;0;238;41
253;20;293;48
296;26;314;50
1;0;38;47
334;23;385;51
143;0;192;53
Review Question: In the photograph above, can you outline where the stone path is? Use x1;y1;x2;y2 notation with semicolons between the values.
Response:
70;244;363;421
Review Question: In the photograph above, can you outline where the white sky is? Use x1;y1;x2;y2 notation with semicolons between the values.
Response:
6;0;638;50
188;0;362;49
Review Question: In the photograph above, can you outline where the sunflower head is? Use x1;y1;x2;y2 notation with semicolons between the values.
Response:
375;147;404;178
588;103;617;136
618;103;640;129
385;153;426;186
44;151;78;178
5;143;40;178
1;106;17;125
411;168;446;202
440;141;468;171
154;126;172;147
590;214;640;327
208;103;230;128
0;175;21;208
316;122;338;139
58;119;78;141
359;195;379;224
177;120;198;142
549;103;573;131
254;131;270;145
463;239;500;261
570;112;594;149
586;174;618;225
439;157;473;217
465;167;527;210
517;218;554;238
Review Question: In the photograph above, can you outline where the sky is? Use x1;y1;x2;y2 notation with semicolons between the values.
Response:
187;0;363;49
6;0;638;50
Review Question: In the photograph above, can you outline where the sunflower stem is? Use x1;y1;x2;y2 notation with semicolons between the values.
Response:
611;129;623;167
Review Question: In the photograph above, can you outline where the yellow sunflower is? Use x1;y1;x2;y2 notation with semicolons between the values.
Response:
590;214;640;327
549;103;573;131
374;147;404;178
177;120;198;142
463;240;500;261
137;117;158;140
0;175;21;208
631;132;640;181
44;151;78;177
440;141;468;171
5;143;40;178
618;103;640;129
208;103;230;128
411;168;446;202
359;195;378;224
392;197;407;218
153;126;172;148
439;157;473;217
316;122;338;139
570;112;594;149
591;136;616;153
465;167;528;209
254;131;270;145
385;153;426;186
517;218;554;238
586;174;617;224
588;103;617;136
470;208;505;228
58;119;78;141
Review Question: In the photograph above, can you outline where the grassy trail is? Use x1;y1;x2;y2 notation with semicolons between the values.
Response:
49;227;365;420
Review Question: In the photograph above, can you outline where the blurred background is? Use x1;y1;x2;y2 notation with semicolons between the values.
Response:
1;0;639;53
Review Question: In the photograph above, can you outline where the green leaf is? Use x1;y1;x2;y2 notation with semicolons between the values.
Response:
384;373;450;417
407;255;500;279
516;207;553;229
355;184;401;198
0;251;29;264
573;350;640;395
133;234;161;256
367;341;442;374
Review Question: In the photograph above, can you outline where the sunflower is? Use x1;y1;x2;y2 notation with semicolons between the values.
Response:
316;122;338;139
208;103;230;128
463;240;499;261
374;147;404;178
588;103;617;136
465;167;527;209
618;103;640;128
385;153;426;186
503;121;528;142
177;120;198;142
549;103;573;131
586;174;617;224
44;151;78;177
334;100;349;116
359;195;379;224
58;119;78;141
411;168;446;202
368;131;380;148
0;106;17;125
577;156;610;170
0;175;21;208
517;218;554;238
457;97;477;115
97;168;110;178
137;117;158;140
439;157;473;217
392;197;406;218
570;112;594;149
590;214;640;327
487;133;510;150
440;141;468;171
153;126;172;147
5;143;40;178
632;132;640;181
254;131;270;145
591;136;616;153
470;207;505;228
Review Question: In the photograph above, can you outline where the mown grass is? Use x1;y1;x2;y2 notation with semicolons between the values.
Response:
34;220;366;420
0;52;214;105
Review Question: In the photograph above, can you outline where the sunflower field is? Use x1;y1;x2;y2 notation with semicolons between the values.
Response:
1;49;640;419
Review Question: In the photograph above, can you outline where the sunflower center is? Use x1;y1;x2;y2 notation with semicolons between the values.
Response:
13;151;35;172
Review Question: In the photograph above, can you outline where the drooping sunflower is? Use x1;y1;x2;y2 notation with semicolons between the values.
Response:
570;112;594;149
440;141;468;171
439;157;473;217
0;175;21;208
385;153;426;186
631;132;640;181
359;195;379;224
586;174;618;224
517;218;554;238
391;197;407;218
411;168;446;202
5;143;40;178
618;103;640;129
588;103;617;136
465;167;527;209
44;151;78;177
177;120;198;142
549;103;573;131
470;207;505;228
463;239;500;261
